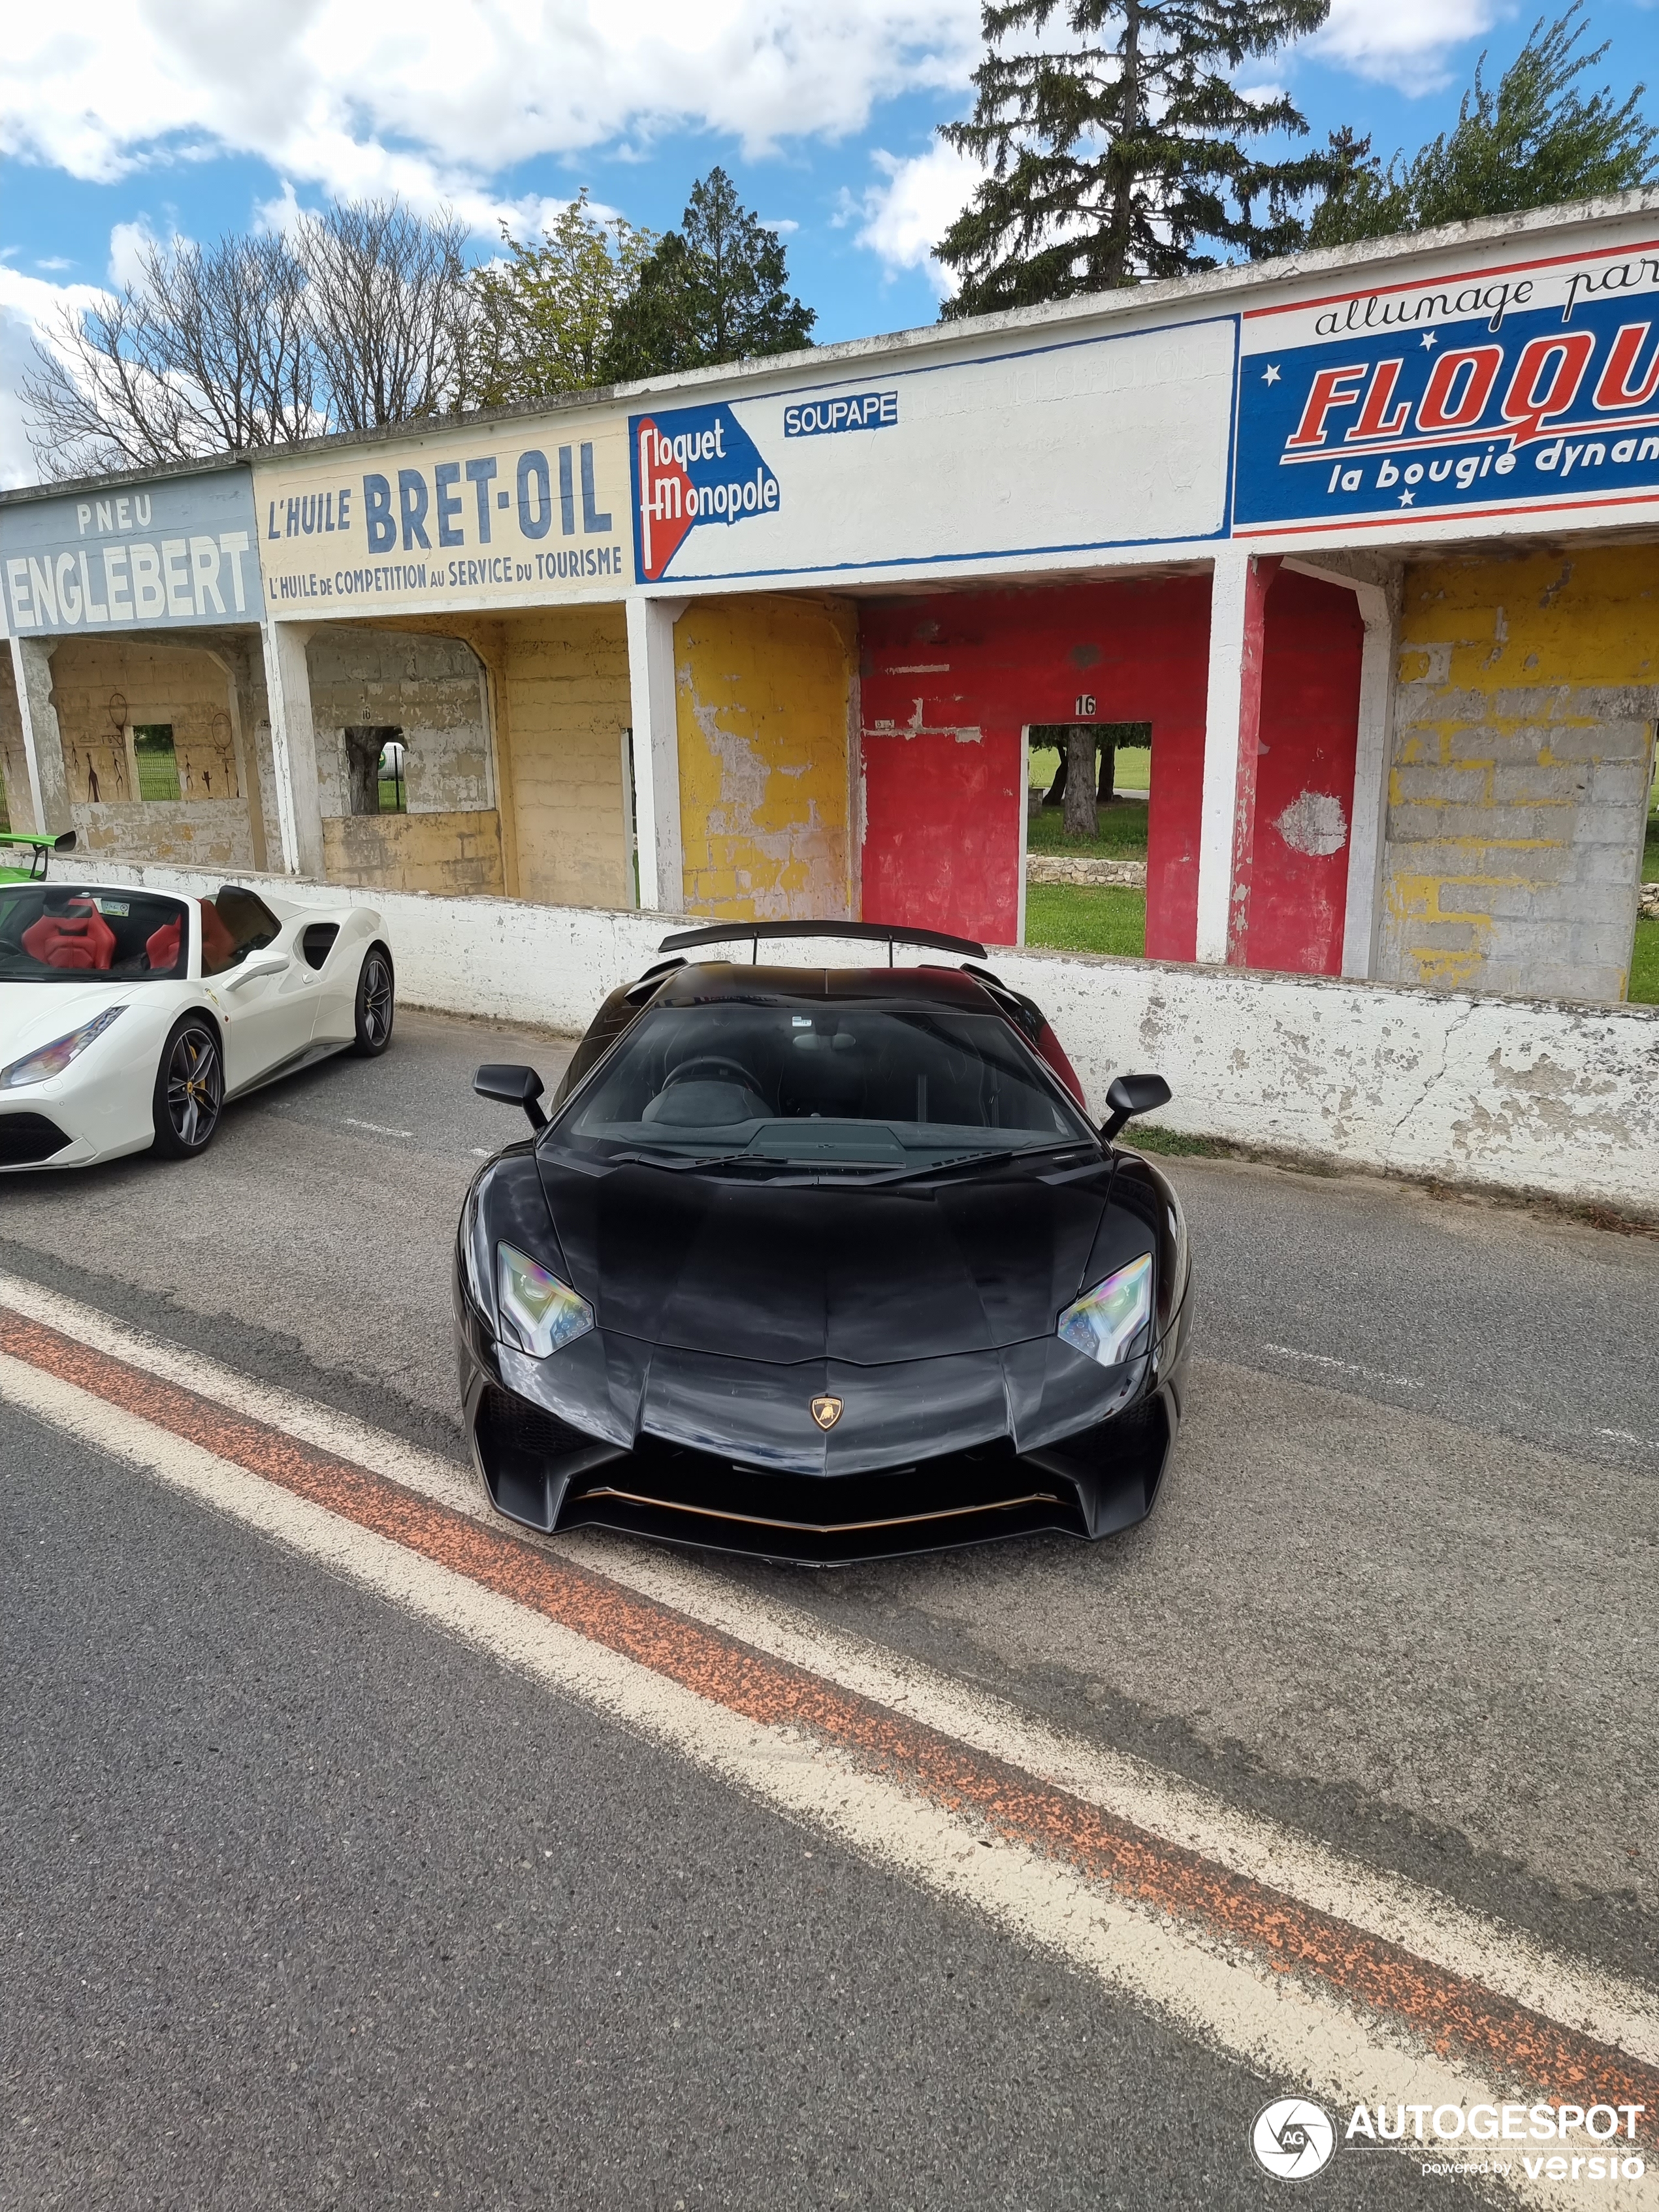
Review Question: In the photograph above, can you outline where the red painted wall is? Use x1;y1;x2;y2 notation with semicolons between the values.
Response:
1248;571;1364;976
858;579;1212;952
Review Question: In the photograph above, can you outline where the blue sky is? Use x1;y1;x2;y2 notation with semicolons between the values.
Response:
2;0;1656;483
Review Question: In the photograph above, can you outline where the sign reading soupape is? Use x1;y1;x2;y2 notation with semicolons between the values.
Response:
1234;236;1659;534
0;468;263;636
253;417;628;615
631;320;1236;585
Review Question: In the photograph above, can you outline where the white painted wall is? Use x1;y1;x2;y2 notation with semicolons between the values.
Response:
55;859;1659;1216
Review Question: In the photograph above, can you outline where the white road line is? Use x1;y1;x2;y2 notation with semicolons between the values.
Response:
0;1345;1627;2212
343;1117;416;1138
6;1270;1655;2071
1262;1342;1424;1390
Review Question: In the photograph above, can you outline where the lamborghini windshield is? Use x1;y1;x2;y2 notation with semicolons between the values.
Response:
0;886;189;982
557;1001;1093;1169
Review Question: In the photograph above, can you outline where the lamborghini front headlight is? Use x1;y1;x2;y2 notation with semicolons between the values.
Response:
1057;1253;1153;1368
496;1243;594;1357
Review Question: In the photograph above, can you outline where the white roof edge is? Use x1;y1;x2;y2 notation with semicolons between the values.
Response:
7;187;1659;501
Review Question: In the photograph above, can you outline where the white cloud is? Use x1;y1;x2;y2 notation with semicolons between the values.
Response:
851;141;985;292
108;216;179;291
1315;0;1502;92
0;264;108;488
0;0;984;220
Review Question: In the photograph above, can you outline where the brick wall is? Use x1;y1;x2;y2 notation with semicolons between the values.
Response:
322;809;504;896
496;607;632;909
1380;548;1658;1003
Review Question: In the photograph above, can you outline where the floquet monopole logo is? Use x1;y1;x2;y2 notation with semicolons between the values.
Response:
631;404;779;582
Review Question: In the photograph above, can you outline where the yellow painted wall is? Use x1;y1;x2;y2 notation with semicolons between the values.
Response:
1381;548;1659;1004
497;609;632;908
675;594;856;918
323;809;505;896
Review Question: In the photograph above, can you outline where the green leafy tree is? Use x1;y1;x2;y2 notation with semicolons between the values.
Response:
935;0;1335;317
1310;5;1659;249
471;189;657;404
600;168;815;379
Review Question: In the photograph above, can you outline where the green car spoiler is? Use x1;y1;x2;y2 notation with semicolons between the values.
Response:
0;829;78;884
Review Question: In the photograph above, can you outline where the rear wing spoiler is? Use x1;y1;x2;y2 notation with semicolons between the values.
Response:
658;919;987;963
0;829;76;882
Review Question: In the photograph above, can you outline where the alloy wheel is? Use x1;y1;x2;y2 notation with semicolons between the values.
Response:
167;1027;222;1148
361;954;394;1048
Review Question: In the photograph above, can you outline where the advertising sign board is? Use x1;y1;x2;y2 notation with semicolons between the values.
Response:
0;467;264;636
253;417;630;617
630;318;1237;586
1234;236;1659;537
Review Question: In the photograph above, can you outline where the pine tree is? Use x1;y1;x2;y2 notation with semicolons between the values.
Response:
1310;5;1659;249
936;0;1335;318
600;168;815;380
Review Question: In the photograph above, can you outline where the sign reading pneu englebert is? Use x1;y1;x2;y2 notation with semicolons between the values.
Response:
253;417;628;615
0;470;263;635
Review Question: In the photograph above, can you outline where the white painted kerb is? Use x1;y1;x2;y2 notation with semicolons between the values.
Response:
54;861;1659;1216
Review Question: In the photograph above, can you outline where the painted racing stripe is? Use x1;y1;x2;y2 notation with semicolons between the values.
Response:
1;1297;1652;2204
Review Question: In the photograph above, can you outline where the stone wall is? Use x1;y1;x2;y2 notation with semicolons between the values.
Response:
322;809;505;897
494;607;632;910
306;628;492;819
0;653;28;830
1379;548;1657;1003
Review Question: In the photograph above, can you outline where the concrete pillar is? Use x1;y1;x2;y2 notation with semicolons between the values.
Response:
259;620;323;878
625;596;686;914
8;635;72;837
204;642;272;873
1194;552;1278;965
1280;556;1402;982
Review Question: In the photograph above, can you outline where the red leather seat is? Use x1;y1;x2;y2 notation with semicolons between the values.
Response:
22;903;116;972
146;918;182;970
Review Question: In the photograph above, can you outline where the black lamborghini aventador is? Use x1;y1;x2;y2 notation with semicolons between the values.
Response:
454;922;1191;1563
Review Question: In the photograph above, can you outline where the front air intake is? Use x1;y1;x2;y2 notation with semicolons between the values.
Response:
0;1115;71;1167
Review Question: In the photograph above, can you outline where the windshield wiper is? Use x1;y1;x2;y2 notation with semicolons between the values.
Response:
852;1140;1097;1187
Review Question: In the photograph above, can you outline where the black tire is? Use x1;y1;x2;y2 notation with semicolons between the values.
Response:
152;1015;224;1159
351;944;395;1057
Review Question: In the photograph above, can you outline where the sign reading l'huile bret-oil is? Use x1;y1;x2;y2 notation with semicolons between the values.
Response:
251;418;630;615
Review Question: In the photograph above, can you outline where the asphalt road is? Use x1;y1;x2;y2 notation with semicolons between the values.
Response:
3;1002;1656;2206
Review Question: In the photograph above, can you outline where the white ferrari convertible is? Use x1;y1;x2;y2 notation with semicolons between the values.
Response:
0;880;395;1171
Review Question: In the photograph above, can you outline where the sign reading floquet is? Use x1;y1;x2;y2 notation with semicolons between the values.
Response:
631;404;780;583
1234;242;1659;533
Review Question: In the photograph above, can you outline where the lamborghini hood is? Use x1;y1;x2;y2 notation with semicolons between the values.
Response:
538;1150;1118;1365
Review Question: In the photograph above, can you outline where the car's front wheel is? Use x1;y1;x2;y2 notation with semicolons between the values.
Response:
351;944;395;1057
152;1016;224;1159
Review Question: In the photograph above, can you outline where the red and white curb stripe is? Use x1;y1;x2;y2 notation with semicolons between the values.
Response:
1;1274;1652;2205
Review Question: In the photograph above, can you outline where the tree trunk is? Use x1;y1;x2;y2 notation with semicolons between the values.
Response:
1043;750;1067;807
1063;726;1098;841
1096;735;1117;805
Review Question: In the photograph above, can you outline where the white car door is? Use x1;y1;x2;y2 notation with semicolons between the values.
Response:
198;890;319;1093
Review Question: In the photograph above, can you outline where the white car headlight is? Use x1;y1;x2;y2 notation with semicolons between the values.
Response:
496;1242;594;1356
1057;1253;1153;1368
0;1006;125;1089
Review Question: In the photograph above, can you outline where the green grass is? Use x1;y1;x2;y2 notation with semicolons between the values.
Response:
1025;882;1146;957
1027;803;1150;859
1029;743;1149;795
377;777;406;814
1631;916;1659;1005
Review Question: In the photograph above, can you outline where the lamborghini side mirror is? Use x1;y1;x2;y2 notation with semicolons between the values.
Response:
475;1063;547;1130
1101;1072;1170;1144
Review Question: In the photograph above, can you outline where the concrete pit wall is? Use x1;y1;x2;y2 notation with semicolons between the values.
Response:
1381;547;1658;1003
41;635;265;873
675;594;858;920
48;856;1659;1219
